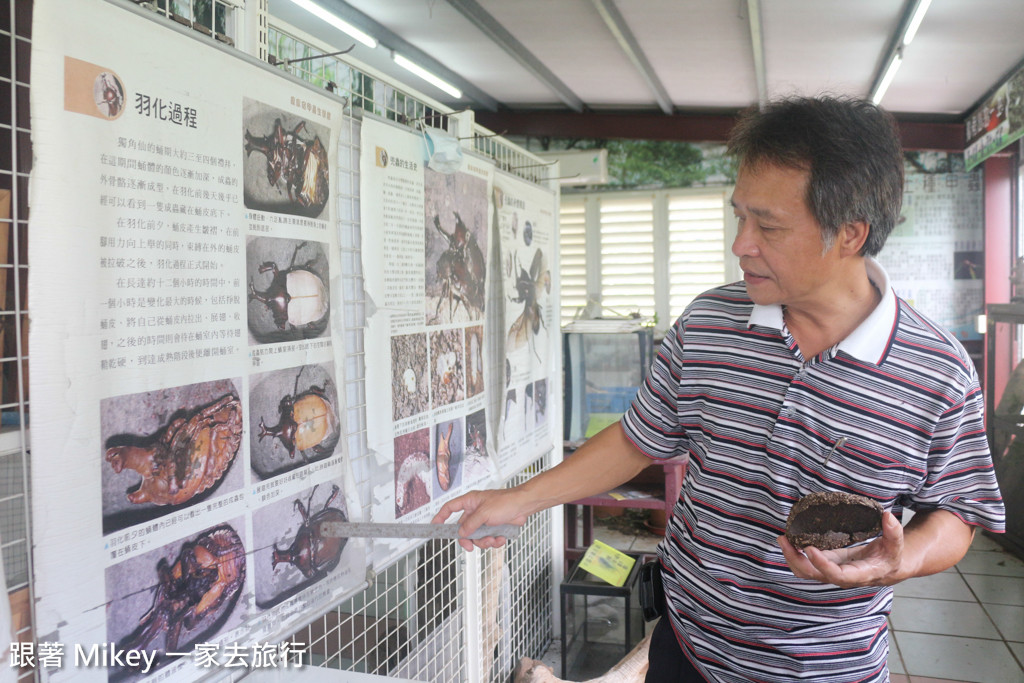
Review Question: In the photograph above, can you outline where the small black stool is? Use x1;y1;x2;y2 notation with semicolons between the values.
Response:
559;552;646;678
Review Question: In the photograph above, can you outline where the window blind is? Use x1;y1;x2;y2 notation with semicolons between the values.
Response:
558;197;587;326
558;187;735;331
599;196;656;319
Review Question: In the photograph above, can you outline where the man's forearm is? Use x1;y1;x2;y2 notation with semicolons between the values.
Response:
515;421;654;515
899;509;976;581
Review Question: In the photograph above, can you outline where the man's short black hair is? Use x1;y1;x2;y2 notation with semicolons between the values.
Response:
727;96;904;257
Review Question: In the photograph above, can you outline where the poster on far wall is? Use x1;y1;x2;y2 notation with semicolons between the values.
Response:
360;116;499;568
28;2;364;681
878;170;985;342
494;172;559;475
965;62;1024;171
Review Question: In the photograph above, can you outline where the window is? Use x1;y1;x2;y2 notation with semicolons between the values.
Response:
559;197;588;324
559;187;738;332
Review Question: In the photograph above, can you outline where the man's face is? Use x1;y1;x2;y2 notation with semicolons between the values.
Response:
730;162;837;309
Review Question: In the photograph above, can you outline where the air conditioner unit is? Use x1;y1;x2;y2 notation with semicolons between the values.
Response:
536;149;609;186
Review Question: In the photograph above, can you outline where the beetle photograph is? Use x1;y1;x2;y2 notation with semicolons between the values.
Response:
465;324;484;398
462;408;495;484
246;236;331;344
100;378;245;535
394;427;432;518
433;417;464;494
249;362;341;480
533;378;549;428
105;519;248;681
253;482;351;609
429;327;465;409
390;332;430;421
242;98;331;219
505;246;551;366
94;71;125;119
423;168;489;326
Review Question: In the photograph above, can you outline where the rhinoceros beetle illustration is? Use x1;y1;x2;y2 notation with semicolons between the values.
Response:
258;369;340;463
272;484;347;581
248;239;329;342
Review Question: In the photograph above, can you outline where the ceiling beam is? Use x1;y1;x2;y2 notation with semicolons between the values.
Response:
275;0;501;111
445;0;586;112
746;0;767;109
895;120;964;152
475;110;965;151
591;0;673;115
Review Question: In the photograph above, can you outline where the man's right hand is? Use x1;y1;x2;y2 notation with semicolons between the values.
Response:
431;488;531;551
431;422;653;551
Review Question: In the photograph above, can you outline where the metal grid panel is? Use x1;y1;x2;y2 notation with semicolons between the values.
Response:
1;0;35;680
472;133;555;187
1;3;558;681
132;0;242;46
268;26;451;136
481;460;554;683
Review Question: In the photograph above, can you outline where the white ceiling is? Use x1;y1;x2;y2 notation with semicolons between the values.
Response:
268;0;1024;120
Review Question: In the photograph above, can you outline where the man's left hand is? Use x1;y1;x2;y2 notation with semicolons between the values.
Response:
777;511;905;588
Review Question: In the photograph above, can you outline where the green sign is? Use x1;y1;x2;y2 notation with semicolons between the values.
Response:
965;63;1024;171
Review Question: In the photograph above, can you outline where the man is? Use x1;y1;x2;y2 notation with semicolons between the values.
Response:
433;96;1005;682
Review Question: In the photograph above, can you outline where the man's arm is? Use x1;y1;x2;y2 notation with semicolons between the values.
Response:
432;421;652;550
778;508;976;588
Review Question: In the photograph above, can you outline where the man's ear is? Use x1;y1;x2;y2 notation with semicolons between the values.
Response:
839;220;870;256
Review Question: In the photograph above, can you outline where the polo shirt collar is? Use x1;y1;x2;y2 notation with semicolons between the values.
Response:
746;257;897;364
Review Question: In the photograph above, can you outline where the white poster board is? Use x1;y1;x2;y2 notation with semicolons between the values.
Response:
28;2;365;680
493;173;559;473
360;117;498;567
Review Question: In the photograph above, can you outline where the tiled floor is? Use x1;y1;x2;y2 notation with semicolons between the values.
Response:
546;513;1024;683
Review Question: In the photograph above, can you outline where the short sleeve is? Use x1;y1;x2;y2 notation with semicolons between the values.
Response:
911;380;1005;532
621;316;691;461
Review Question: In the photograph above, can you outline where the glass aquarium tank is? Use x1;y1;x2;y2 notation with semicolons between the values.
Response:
562;320;655;444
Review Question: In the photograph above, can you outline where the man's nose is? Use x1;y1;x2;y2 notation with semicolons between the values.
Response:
732;222;759;258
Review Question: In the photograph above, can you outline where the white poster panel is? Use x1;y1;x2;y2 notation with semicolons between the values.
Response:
878;171;985;342
28;2;364;681
360;117;498;567
493;174;558;474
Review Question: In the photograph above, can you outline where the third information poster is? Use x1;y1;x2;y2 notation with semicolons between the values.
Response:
360;117;498;566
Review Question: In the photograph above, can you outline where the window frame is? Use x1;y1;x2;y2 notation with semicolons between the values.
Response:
560;186;739;332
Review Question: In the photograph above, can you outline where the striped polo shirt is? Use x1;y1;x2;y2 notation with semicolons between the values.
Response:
621;259;1005;682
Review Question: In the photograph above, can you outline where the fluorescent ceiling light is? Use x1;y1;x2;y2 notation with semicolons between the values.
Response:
286;0;377;49
902;0;932;46
871;52;902;105
393;53;463;99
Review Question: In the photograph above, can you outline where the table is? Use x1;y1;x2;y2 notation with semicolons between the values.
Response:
560;551;647;678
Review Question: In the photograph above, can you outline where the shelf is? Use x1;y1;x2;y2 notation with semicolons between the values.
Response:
569;484;666;510
563;457;685;564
